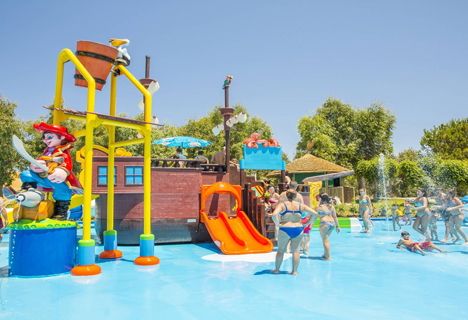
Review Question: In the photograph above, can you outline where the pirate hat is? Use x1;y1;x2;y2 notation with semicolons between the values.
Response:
33;122;77;143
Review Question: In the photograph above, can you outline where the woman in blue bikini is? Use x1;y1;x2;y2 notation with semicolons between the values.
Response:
411;188;431;240
316;193;341;260
444;190;468;245
271;189;318;275
358;189;372;233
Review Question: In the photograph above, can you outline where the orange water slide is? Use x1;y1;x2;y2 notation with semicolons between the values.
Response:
200;182;273;255
201;210;273;254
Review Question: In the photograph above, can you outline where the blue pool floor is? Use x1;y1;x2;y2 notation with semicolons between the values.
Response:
1;221;467;320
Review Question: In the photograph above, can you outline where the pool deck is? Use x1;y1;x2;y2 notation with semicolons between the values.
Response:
1;221;467;320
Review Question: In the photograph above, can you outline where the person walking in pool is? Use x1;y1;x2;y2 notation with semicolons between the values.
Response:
390;203;402;231
358;189;372;233
444;190;468;245
271;189;318;275
316;193;341;260
410;188;431;240
432;188;454;242
397;231;446;255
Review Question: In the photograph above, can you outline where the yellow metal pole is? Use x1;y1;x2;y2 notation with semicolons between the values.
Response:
53;50;69;125
107;73;117;232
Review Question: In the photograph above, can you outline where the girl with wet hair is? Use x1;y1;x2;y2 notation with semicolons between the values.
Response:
271;188;318;275
410;188;431;240
316;193;341;260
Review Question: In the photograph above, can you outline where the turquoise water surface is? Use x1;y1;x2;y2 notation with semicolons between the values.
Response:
1;221;467;320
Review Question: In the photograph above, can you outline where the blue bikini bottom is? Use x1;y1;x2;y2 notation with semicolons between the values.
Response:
279;227;304;238
320;221;335;231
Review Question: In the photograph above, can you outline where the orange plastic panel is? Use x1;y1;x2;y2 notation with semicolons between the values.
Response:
200;182;242;212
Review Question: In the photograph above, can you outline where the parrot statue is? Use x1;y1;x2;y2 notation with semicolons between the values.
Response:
223;75;233;89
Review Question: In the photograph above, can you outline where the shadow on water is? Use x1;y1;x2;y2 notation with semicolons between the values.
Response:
300;256;326;260
193;243;221;254
254;269;289;276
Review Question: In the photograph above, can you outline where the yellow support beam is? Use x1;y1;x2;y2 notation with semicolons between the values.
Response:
111;138;145;149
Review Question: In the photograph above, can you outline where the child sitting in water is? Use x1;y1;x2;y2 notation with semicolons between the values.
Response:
396;231;446;255
390;203;402;231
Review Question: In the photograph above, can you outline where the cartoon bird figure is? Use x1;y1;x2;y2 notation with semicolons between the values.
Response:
109;38;131;66
223;75;233;89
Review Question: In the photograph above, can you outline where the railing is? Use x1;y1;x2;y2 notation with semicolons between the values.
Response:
242;183;265;235
151;159;226;171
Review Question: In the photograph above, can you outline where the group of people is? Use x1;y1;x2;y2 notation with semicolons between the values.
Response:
263;181;340;275
159;147;226;170
360;187;468;255
265;182;468;273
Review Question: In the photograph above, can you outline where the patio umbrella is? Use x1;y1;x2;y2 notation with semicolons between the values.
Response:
153;136;212;153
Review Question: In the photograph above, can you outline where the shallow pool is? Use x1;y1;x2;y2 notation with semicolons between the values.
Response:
1;221;467;320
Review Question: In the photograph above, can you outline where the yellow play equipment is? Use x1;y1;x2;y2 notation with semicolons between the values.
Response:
50;46;159;276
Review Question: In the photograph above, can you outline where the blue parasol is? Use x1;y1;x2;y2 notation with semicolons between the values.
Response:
153;136;212;153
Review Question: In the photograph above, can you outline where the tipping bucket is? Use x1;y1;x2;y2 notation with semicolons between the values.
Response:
74;40;119;91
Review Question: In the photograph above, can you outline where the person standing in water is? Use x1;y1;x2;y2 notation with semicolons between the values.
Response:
404;200;413;225
358;189;372;233
390;203;402;231
271;189;318;275
432;189;453;242
444;190;468;245
316;193;341;260
411;188;431;240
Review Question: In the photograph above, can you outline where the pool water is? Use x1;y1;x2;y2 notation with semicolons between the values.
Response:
1;221;467;320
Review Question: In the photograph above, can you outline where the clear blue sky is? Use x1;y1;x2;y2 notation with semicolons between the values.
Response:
1;0;467;159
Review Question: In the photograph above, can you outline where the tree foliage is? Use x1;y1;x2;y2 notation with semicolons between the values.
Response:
296;98;396;170
421;118;468;160
0;96;24;193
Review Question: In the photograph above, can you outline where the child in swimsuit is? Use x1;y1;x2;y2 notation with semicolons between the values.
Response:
396;231;446;255
390;203;402;231
358;189;373;232
300;217;312;254
404;200;413;225
429;212;439;241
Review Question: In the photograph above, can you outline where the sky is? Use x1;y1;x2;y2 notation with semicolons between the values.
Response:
1;0;467;159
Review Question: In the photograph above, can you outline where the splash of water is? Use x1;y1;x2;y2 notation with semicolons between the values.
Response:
378;154;390;234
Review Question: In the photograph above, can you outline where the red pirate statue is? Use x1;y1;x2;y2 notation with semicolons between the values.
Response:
14;123;82;220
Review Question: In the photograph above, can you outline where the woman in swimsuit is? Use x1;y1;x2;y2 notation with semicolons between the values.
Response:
444;190;468;245
316;193;341;260
271;189;318;275
411;188;431;239
432;189;454;242
358;189;372;233
264;185;280;213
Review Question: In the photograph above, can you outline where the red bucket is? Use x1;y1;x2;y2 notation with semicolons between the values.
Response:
74;41;119;91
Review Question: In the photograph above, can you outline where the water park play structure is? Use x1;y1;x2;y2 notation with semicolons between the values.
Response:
2;40;357;277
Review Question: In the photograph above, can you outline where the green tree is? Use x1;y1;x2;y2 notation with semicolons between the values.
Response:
395;160;424;197
356;156;398;198
297;98;396;189
397;148;419;162
0;96;24;194
437;160;468;192
421;118;468;160
178;103;273;161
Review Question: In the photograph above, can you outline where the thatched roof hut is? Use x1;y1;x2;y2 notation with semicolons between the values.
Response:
267;153;352;187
